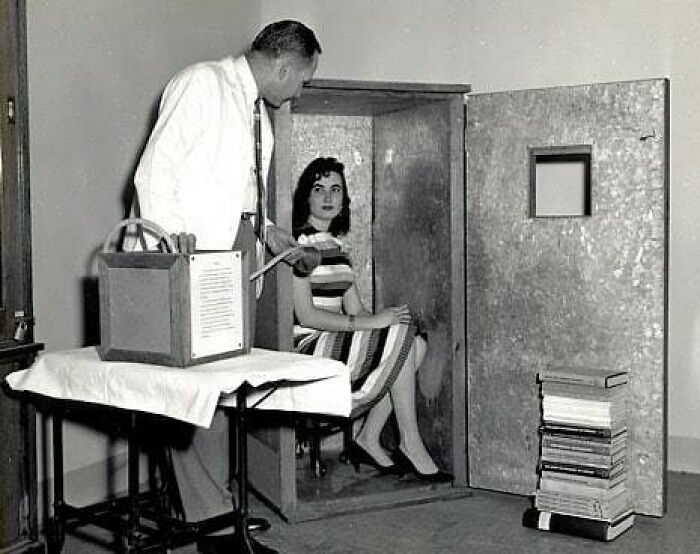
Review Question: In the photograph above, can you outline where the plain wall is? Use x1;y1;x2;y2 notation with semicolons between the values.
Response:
261;0;700;473
26;0;261;505
28;0;260;351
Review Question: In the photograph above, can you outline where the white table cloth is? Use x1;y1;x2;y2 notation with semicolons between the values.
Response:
5;347;351;427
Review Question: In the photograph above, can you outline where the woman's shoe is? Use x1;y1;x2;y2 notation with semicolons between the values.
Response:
392;448;453;483
339;441;397;474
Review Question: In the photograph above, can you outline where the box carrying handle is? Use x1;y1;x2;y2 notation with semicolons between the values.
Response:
102;218;178;254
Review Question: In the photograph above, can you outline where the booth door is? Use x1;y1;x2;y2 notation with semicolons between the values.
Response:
465;79;669;516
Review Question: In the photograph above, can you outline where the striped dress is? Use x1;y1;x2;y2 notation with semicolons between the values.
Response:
293;225;417;418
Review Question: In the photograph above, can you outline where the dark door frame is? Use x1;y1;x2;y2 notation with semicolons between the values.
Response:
0;1;43;552
0;0;33;344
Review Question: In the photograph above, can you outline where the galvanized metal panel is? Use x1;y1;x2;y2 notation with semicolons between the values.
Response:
289;114;374;309
466;79;668;516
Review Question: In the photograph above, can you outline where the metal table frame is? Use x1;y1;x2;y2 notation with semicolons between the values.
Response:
45;383;274;553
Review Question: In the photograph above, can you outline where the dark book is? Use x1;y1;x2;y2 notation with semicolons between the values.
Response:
538;367;628;388
523;507;635;541
540;422;626;439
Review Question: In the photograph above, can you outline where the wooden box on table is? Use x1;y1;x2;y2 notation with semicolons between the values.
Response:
98;249;252;367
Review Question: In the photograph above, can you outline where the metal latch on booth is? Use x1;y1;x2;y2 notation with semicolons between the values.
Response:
7;97;15;124
14;312;33;343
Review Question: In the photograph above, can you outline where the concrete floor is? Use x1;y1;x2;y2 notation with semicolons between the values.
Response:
62;471;700;553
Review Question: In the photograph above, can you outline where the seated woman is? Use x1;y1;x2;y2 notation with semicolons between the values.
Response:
292;156;451;482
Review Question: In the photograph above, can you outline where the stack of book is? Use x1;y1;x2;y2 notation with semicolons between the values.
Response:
523;366;635;541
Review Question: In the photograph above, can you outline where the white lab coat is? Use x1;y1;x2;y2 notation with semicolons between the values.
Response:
124;56;275;523
132;55;273;251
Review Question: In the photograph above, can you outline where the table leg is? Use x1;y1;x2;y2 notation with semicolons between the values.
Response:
232;385;277;554
121;411;142;552
46;406;65;554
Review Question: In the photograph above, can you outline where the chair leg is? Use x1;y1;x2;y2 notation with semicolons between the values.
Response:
295;437;306;459
342;421;352;451
309;420;327;478
155;446;185;522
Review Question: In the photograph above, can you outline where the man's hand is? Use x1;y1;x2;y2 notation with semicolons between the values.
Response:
292;246;322;276
265;225;297;256
265;225;321;276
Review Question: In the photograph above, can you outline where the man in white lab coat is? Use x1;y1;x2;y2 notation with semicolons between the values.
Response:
134;20;319;256
130;20;322;552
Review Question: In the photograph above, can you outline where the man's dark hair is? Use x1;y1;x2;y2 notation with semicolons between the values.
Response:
250;20;321;61
293;157;350;238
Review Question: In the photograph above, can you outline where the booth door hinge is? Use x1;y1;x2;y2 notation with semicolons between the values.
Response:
7;97;16;124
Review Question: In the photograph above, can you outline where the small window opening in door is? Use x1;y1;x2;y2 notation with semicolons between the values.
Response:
529;145;592;217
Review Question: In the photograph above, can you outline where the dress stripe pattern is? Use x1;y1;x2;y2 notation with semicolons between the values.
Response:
294;226;417;418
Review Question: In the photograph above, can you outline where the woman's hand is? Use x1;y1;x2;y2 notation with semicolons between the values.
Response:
371;304;412;328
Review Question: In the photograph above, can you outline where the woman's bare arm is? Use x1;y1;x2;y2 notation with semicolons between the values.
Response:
293;275;411;331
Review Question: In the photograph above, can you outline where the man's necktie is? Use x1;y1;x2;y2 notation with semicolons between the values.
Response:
252;98;266;298
253;98;267;246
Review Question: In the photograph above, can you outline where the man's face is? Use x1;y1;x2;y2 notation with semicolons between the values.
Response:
265;52;318;108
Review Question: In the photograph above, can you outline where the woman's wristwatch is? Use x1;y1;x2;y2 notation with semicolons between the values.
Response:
348;314;356;332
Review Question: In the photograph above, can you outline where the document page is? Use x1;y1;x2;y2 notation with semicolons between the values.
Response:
189;252;245;358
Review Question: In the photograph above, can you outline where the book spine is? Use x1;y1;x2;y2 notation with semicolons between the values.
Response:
540;448;623;466
522;508;634;542
538;477;626;498
536;489;628;506
543;416;621;428
540;470;626;489
543;404;625;418
522;508;608;540
543;429;627;444
540;460;621;478
543;396;618;408
542;436;625;454
541;387;626;401
543;409;623;420
540;423;623;438
539;369;627;389
540;373;607;387
535;492;630;520
541;384;626;399
542;409;623;420
534;501;628;521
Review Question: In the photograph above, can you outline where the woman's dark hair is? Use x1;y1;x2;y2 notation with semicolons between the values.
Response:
293;157;351;238
250;20;322;61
